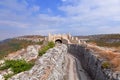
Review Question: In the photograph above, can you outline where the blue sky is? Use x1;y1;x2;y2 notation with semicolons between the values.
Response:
0;0;120;40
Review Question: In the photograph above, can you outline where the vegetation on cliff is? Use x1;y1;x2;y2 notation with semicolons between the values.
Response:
0;59;34;80
39;41;55;56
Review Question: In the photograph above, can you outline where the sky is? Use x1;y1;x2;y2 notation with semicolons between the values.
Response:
0;0;120;40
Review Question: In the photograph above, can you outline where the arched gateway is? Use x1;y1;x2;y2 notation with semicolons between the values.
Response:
45;33;82;44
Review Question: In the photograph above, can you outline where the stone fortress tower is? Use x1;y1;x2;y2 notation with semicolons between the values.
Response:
46;33;85;44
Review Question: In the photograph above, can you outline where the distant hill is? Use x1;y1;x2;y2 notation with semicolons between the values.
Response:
15;35;45;42
89;34;120;39
0;35;44;59
87;34;120;47
16;35;45;38
75;36;89;39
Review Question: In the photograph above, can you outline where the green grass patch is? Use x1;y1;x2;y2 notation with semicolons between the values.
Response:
0;59;34;79
4;73;14;80
39;41;55;56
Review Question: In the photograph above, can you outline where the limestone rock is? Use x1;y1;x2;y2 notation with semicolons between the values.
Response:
0;74;4;80
6;45;41;61
68;44;120;80
9;44;67;80
0;60;5;65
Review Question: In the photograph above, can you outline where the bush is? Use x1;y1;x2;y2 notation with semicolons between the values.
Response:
0;59;34;79
39;41;55;56
0;60;34;79
4;73;14;80
101;61;111;69
47;41;55;48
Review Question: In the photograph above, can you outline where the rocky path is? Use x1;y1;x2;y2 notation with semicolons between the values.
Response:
74;56;91;80
65;53;91;80
65;53;79;80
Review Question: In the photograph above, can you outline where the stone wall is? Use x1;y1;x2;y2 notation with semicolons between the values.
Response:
9;44;67;80
67;44;120;80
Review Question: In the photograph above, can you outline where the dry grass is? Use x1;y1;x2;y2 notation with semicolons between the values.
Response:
87;44;120;71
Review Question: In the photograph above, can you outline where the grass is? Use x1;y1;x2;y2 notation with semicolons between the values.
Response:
88;34;120;47
4;73;14;80
39;41;55;56
87;45;120;71
0;59;34;80
88;40;120;47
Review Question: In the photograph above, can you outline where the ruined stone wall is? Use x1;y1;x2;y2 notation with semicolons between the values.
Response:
9;44;67;80
67;44;120;80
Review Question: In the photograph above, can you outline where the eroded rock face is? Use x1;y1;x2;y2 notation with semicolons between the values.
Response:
0;45;40;79
6;45;41;61
9;44;67;80
68;44;120;80
2;43;119;80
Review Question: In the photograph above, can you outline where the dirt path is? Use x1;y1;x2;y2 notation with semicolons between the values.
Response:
65;53;79;80
65;53;91;80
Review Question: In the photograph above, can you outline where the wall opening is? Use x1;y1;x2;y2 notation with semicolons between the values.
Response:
55;39;62;44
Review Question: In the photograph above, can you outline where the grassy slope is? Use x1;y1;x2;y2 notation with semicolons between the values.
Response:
88;34;120;47
0;39;43;59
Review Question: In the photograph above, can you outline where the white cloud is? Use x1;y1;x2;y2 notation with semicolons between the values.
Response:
58;0;120;28
0;0;120;40
35;29;59;35
59;0;120;16
0;20;30;28
61;0;67;2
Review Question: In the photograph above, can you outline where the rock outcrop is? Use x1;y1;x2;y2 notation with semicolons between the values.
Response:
0;75;4;80
68;44;120;80
0;45;40;80
1;43;119;80
6;45;41;61
9;44;67;80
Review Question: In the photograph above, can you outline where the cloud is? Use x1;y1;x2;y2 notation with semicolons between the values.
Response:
59;0;120;17
0;20;30;28
35;29;59;35
58;0;120;33
61;0;67;2
0;0;120;40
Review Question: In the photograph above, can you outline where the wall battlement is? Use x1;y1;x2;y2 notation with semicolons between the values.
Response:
46;33;86;44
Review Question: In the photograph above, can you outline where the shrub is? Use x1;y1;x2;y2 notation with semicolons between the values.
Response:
0;59;34;79
47;41;55;48
101;61;111;69
4;73;14;80
39;41;55;56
